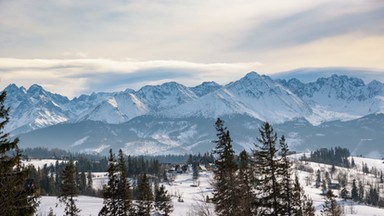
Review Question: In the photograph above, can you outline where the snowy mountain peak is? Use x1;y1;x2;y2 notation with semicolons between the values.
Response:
27;84;45;95
191;81;221;96
243;71;262;80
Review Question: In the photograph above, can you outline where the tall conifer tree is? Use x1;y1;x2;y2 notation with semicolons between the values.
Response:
253;122;283;215
59;160;80;216
237;150;255;215
321;190;342;216
211;118;239;216
0;91;39;216
137;173;153;216
154;184;173;216
117;149;135;215
100;149;119;216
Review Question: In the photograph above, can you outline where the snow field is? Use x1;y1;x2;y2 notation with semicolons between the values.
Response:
35;155;384;215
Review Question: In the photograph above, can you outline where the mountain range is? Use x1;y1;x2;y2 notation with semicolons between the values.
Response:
3;71;384;157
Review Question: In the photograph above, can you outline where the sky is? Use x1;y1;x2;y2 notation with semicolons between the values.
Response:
0;0;383;98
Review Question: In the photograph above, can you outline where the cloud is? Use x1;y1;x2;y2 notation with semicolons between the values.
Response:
0;0;383;95
0;58;261;98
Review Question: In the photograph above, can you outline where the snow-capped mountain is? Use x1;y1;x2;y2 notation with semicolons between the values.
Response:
279;75;384;123
3;72;384;134
4;84;70;133
3;71;384;156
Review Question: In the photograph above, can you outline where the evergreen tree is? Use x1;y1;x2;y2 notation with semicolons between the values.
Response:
86;170;94;195
292;175;303;215
358;180;364;203
99;149;119;216
340;187;349;201
321;179;328;195
280;135;295;216
0;91;39;216
79;171;86;194
211;118;239;216
117;149;134;215
351;179;358;202
237;150;255;215
292;174;315;216
315;169;321;188
302;193;316;216
59;160;80;216
192;162;199;181
137;173;153;216
253;122;283;215
154;184;173;216
321;190;342;216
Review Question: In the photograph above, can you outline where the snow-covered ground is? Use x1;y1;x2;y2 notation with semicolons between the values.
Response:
23;159;67;169
35;156;384;216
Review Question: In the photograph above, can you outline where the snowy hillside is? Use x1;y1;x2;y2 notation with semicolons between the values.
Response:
35;156;384;216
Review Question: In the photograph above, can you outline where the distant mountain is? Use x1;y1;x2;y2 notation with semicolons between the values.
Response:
3;70;384;156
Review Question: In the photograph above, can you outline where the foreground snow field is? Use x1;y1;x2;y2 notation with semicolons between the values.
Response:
36;155;384;215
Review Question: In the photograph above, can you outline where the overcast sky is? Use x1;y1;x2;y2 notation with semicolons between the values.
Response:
0;0;383;98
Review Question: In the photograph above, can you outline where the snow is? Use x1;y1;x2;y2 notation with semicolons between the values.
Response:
35;155;384;215
7;72;384;135
23;159;67;169
71;136;89;147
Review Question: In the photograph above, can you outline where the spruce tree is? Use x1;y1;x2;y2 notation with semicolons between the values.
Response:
253;122;283;215
315;169;321;188
280;135;294;216
117;149;135;215
351;179;358;202
99;149;119;216
302;193;316;216
59;160;80;216
237;150;255;215
154;184;173;216
0;91;39;216
358;180;364;203
292;174;315;216
292;175;303;215
321;190;342;216
137;173;153;216
86;170;94;196
211;118;239;216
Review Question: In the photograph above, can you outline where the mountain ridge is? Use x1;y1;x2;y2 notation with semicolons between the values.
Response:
3;71;384;134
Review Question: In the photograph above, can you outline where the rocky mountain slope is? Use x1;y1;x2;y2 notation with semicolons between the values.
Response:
3;72;384;156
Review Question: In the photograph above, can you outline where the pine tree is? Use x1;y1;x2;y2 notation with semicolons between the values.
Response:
351;179;358;202
302;193;316;216
154;184;173;216
237;150;255;215
86;170;94;196
253;122;283;215
280;135;294;216
117;149;135;215
340;187;349;201
211;118;239;216
59;160;80;216
99;149;119;216
315;169;321;188
321;190;342;216
137;173;153;216
292;175;303;215
292;174;315;216
358;180;364;203
192;162;199;181
0;91;39;216
351;157;355;168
